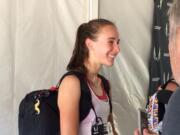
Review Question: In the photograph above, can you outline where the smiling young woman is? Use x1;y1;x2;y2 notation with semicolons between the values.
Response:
58;19;120;135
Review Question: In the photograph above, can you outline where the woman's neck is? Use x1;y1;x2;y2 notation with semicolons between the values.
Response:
84;59;101;75
87;72;98;83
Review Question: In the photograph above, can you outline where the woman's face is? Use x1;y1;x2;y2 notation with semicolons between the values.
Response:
88;25;120;66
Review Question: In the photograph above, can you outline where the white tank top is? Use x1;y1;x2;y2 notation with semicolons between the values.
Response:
79;83;110;135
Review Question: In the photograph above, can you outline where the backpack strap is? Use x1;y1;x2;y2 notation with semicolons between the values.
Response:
98;74;112;113
157;90;173;104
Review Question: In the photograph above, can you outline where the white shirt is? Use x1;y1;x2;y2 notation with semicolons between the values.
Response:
79;84;110;135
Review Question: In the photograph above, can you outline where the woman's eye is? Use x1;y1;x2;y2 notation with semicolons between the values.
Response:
117;40;120;45
108;41;114;44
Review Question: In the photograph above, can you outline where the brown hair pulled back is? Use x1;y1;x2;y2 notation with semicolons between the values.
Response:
67;18;115;74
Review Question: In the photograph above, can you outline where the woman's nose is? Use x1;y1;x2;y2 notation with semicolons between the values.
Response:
114;43;120;53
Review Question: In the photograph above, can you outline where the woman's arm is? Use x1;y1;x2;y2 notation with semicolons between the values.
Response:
58;75;81;135
134;128;158;135
108;88;118;135
108;113;118;135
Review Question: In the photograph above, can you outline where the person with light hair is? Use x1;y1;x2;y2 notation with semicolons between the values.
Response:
161;0;180;134
134;0;180;134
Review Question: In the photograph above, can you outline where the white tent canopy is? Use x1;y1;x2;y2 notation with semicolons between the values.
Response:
0;0;153;134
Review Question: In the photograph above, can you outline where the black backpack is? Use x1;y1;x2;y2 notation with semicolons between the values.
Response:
18;71;111;135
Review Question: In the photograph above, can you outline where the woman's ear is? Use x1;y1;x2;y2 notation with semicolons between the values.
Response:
85;38;93;50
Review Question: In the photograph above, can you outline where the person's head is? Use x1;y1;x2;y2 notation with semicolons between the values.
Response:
159;79;179;92
168;0;180;85
67;18;120;73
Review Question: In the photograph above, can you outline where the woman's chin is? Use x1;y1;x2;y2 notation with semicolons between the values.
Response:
104;62;114;67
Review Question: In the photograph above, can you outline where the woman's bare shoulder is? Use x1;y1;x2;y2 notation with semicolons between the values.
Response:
58;75;81;97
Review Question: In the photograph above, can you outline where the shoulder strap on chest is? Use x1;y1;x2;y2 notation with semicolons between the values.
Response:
98;74;112;113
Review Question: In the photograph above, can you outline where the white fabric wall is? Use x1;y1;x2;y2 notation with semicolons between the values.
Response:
0;0;153;135
99;0;154;135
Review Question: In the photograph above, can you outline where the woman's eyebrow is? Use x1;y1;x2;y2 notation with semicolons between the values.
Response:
108;37;120;41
